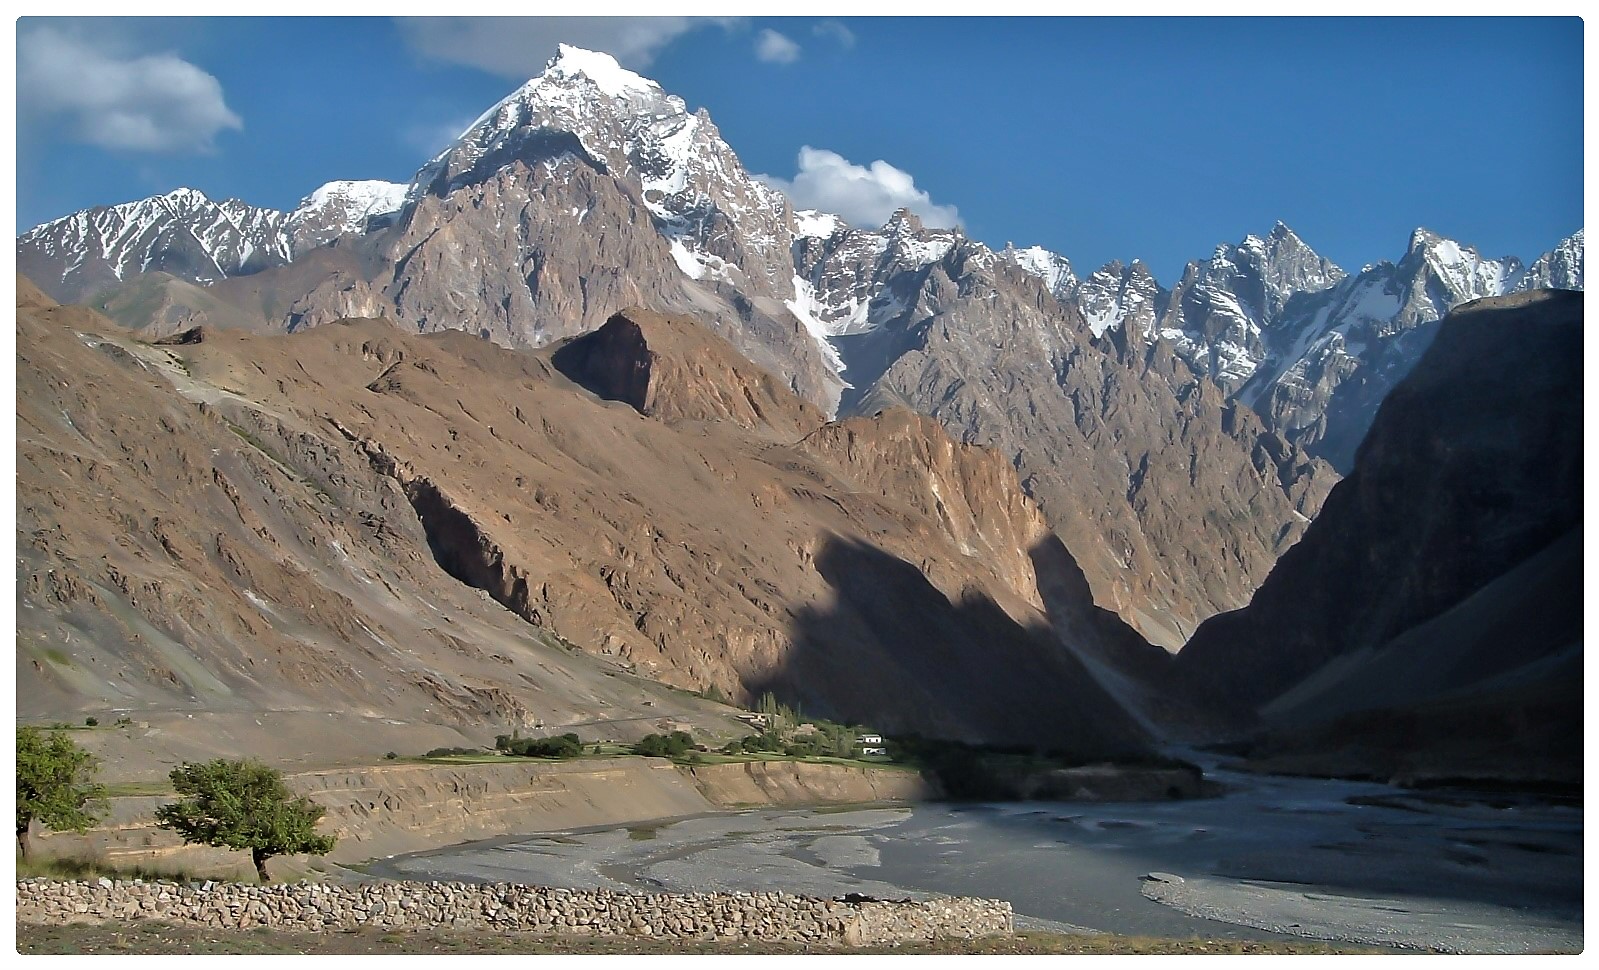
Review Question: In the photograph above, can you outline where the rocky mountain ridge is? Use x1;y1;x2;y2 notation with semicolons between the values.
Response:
16;181;408;304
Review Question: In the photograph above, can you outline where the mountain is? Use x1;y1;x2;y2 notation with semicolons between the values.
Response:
1513;228;1585;292
792;208;1337;650
16;181;409;306
15;45;1580;651
17;279;1153;755
1157;222;1347;386
281;180;408;253
1234;228;1539;471
17;188;291;303
1172;290;1582;784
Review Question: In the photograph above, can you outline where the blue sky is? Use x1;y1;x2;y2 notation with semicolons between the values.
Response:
13;16;1584;282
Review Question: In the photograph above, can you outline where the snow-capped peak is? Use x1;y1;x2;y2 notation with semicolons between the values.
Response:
1001;243;1077;299
1513;229;1584;292
292;179;407;218
1400;228;1522;300
544;44;659;99
461;45;665;137
284;179;408;254
794;209;846;240
157;187;212;208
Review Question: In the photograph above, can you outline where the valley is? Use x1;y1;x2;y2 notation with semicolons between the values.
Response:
13;31;1584;957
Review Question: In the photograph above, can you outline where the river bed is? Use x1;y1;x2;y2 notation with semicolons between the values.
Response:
370;766;1582;953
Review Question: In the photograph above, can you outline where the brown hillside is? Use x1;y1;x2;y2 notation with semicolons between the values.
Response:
16;284;1153;762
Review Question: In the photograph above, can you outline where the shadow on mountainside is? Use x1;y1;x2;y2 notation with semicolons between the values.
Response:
746;533;1154;759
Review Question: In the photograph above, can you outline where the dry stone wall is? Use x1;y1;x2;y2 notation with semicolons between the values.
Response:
16;879;1012;945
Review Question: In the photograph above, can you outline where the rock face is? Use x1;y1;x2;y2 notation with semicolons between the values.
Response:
1173;290;1582;782
1233;228;1543;472
16;279;1151;754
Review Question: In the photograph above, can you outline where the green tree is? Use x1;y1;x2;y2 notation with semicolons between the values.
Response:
16;726;107;859
155;759;335;882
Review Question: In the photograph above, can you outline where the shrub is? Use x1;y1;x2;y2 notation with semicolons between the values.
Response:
84;717;98;728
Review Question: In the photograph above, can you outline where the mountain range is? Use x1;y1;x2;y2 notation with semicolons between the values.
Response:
13;45;1585;783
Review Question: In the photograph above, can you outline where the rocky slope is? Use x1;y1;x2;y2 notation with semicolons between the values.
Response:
1172;290;1582;782
17;279;1152;755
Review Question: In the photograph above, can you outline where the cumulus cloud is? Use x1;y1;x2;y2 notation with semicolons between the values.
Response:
397;17;738;76
813;20;856;48
758;147;960;229
755;29;801;64
17;26;241;153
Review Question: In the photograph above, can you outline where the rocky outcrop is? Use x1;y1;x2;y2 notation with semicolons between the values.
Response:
1174;290;1582;781
552;308;826;437
16;879;1014;944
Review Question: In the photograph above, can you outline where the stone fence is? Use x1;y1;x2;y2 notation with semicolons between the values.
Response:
16;878;1013;946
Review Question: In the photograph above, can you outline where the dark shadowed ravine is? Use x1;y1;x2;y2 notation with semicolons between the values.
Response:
369;762;1581;954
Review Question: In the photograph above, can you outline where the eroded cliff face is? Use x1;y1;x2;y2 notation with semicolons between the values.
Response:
17;281;1152;754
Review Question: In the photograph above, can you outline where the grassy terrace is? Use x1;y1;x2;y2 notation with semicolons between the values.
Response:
16;922;1378;955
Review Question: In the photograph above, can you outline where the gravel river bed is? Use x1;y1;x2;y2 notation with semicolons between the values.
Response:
369;765;1581;953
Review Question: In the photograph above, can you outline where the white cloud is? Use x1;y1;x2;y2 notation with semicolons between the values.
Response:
755;29;801;65
397;17;739;76
758;147;960;230
813;21;856;49
17;26;241;153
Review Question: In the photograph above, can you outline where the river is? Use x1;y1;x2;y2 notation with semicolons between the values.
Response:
369;764;1582;953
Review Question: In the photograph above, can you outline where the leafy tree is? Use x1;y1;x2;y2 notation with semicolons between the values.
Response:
16;726;106;859
155;759;335;882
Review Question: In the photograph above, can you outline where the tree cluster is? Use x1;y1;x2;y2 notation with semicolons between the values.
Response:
496;733;584;758
631;731;695;758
